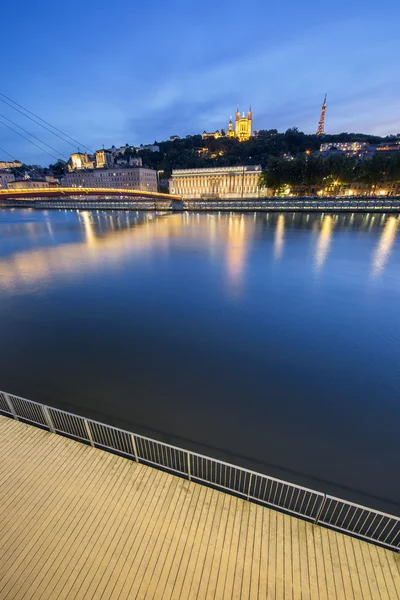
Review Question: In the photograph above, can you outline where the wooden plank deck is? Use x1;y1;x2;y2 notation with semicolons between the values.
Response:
0;415;399;599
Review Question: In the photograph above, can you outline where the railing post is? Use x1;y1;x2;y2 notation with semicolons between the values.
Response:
130;434;139;463
3;393;18;421
314;495;327;525
247;473;253;501
84;419;94;447
187;452;191;481
42;406;55;433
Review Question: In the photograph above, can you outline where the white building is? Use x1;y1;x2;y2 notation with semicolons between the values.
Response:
0;172;15;188
169;165;262;199
61;167;158;192
135;144;160;153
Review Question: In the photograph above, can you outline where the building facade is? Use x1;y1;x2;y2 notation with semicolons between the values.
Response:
0;160;22;170
69;153;95;171
169;165;262;199
61;167;158;192
0;172;15;188
95;149;114;169
8;178;50;189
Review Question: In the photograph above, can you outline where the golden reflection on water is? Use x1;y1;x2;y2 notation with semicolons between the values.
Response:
0;212;182;290
314;215;334;271
226;214;248;287
80;211;96;248
371;216;399;278
274;214;285;260
1;211;399;292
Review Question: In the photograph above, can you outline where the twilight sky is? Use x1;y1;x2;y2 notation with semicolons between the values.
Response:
1;0;400;165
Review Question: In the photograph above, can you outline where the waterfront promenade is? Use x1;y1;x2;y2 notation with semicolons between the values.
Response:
0;416;399;599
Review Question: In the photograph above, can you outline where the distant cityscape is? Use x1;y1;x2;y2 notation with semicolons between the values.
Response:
1;100;400;199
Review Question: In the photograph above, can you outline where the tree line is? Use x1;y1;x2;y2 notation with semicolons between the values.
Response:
258;153;400;194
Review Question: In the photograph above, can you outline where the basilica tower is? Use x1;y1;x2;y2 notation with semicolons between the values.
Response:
234;107;252;142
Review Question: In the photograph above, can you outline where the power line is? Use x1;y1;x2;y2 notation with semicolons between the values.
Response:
0;92;93;153
0;112;69;159
0;95;86;153
0;119;61;162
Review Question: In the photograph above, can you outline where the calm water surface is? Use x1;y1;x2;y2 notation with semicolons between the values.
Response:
0;208;399;513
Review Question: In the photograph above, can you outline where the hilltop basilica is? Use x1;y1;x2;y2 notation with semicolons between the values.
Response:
202;108;253;142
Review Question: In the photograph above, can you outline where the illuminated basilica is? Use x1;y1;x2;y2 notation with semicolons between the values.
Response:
202;108;253;142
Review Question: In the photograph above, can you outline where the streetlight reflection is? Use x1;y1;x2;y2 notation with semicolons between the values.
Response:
314;215;333;272
371;216;399;278
274;214;285;260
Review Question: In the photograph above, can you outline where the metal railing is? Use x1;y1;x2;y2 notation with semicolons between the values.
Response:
184;199;400;212
0;389;399;551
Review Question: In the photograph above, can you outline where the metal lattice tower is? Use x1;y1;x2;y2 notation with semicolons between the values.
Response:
317;94;327;136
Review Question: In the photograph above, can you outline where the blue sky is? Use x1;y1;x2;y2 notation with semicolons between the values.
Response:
1;0;400;165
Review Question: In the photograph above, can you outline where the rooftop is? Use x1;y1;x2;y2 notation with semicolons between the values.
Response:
0;415;398;599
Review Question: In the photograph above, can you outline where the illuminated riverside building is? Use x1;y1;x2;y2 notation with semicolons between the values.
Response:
202;107;253;142
0;172;15;188
8;178;50;189
169;165;262;199
61;167;158;191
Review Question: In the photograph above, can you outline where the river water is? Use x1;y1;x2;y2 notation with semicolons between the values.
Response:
0;208;399;514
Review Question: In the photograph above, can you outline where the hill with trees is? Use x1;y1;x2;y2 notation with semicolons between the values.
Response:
44;128;400;193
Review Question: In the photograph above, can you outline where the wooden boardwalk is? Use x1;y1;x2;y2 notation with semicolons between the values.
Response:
0;416;399;599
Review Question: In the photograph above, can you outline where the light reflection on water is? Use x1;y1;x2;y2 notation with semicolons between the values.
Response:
1;210;399;290
371;216;399;278
0;208;400;512
314;215;333;272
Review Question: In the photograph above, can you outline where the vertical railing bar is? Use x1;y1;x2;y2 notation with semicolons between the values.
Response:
84;419;94;447
327;499;338;525
187;452;191;481
277;483;285;507
272;482;279;505
364;513;378;537
42;405;55;433
172;448;177;470
155;442;161;466
352;509;366;532
303;492;313;516
282;485;291;509
382;520;398;544
151;440;156;464
262;479;268;502
3;393;18;421
247;473;253;501
333;502;346;525
298;491;308;515
314;496;327;525
267;481;274;503
106;425;113;448
288;486;296;510
341;504;353;527
130;434;139;462
370;515;386;539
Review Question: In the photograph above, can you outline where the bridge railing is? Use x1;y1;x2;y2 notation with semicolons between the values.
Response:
0;389;399;551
